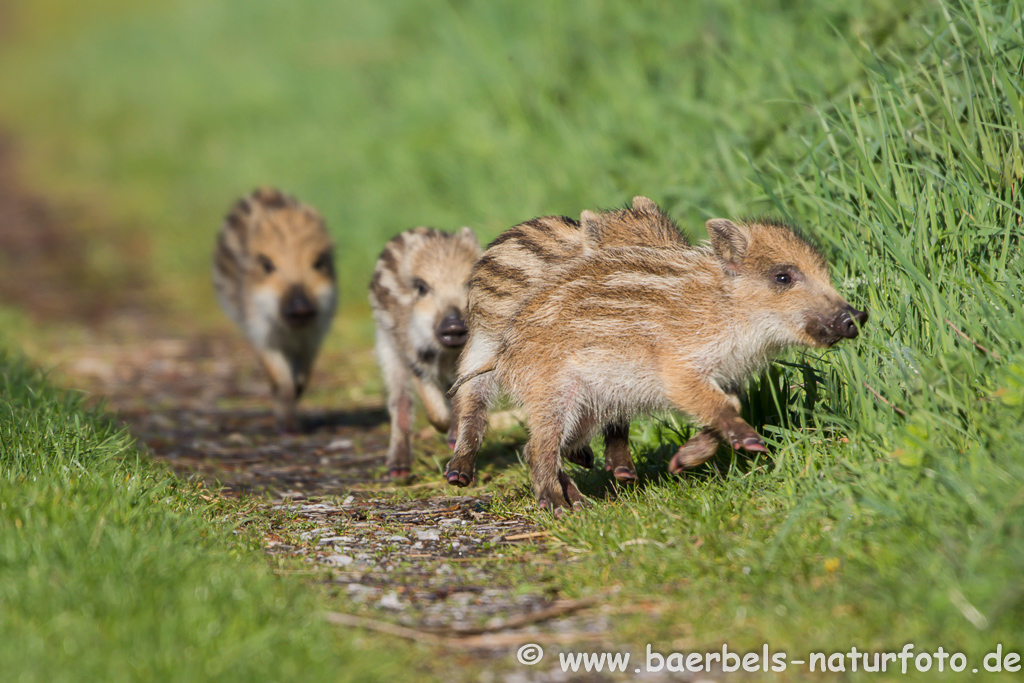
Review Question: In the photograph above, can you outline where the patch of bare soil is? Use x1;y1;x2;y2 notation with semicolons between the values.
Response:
0;136;150;327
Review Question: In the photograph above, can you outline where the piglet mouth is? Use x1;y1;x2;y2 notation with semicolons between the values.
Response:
436;313;468;348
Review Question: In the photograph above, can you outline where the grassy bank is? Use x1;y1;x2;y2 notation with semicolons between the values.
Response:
0;344;418;681
549;0;1024;673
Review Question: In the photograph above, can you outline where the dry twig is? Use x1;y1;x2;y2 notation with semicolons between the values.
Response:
863;381;908;418
944;318;1001;360
323;597;606;648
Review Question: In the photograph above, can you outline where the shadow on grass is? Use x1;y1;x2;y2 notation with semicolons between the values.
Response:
303;405;388;431
570;423;774;503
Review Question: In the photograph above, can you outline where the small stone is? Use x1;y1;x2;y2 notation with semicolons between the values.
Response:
416;530;440;541
317;536;350;546
379;591;402;609
325;554;354;566
299;528;332;541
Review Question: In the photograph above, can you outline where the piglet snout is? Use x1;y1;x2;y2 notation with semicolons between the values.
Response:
282;286;317;327
436;311;468;347
835;306;868;339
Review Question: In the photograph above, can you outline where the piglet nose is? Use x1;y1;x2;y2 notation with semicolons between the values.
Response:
436;311;468;348
281;286;317;327
837;307;868;339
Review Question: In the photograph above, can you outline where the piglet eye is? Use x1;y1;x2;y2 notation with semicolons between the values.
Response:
774;271;792;286
412;278;429;296
256;254;276;275
313;251;332;274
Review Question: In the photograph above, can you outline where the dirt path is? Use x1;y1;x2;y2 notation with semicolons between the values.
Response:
56;333;616;670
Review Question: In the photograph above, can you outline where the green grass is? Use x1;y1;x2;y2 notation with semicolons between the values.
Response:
1;0;1023;680
0;346;424;682
543;0;1024;675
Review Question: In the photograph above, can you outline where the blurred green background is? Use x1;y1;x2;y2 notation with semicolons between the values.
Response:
0;0;909;327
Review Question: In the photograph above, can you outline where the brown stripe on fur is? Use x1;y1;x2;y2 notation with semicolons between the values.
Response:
389;232;408;253
369;270;392;306
512;233;563;263
224;206;249;243
520;216;579;231
486;230;522;250
410;226;443;241
377;246;399;274
468;275;520;299
214;235;241;274
472;254;531;286
486;216;580;250
252;187;291;209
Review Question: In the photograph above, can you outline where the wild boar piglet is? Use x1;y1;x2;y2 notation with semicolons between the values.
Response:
213;187;337;431
446;196;689;487
370;226;481;478
490;217;867;511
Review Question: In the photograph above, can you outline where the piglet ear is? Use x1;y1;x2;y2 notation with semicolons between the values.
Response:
705;218;748;270
251;186;290;209
457;226;480;248
631;196;661;214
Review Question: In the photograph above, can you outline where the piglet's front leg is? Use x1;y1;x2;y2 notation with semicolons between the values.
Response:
663;371;768;456
258;349;300;433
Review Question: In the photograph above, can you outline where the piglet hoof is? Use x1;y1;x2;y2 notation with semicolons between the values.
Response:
565;445;595;469
730;436;768;453
535;472;588;515
387;467;412;480
443;463;473;487
669;452;702;473
668;454;692;474
537;497;564;516
669;430;722;473
559;470;591;509
446;429;458;451
611;466;638;483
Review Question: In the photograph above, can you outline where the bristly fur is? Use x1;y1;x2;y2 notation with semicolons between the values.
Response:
370;225;481;478
213;187;336;430
445;197;690;488
476;216;865;511
739;215;828;266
